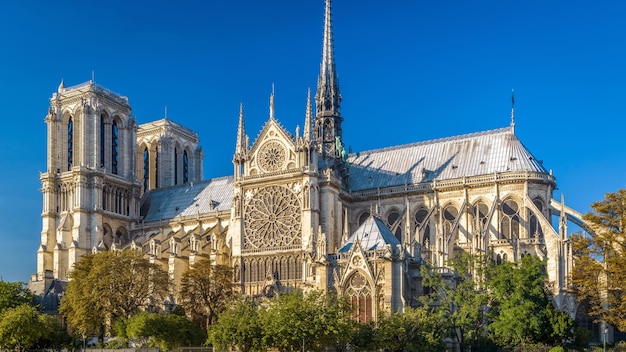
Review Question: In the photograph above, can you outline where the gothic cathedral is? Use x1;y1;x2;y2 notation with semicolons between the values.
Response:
32;0;583;321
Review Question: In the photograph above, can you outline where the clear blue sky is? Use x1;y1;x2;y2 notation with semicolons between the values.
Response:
1;1;625;282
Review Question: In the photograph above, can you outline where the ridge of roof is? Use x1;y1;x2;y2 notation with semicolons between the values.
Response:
348;126;511;158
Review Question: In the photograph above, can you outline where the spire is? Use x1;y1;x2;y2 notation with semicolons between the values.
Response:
269;85;275;120
304;88;314;142
235;103;247;158
510;89;515;133
58;78;65;92
316;0;341;115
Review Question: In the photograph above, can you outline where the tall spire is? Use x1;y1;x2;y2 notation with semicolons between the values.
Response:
235;103;247;158
510;89;515;133
304;88;314;142
316;0;341;116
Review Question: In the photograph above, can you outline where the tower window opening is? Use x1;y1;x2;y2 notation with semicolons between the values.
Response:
112;121;119;175
174;148;178;185
67;117;73;171
100;115;105;167
183;150;189;184
155;149;159;189
143;148;149;191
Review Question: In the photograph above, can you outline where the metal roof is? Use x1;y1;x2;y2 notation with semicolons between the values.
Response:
141;176;234;222
339;216;400;253
347;126;547;191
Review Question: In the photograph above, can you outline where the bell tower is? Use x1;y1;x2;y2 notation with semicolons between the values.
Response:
38;80;141;280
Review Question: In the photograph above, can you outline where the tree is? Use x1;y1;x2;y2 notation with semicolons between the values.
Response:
208;298;264;352
178;260;235;329
261;290;344;352
0;303;59;351
373;306;446;352
59;250;169;341
486;255;573;348
572;189;626;331
420;253;491;350
120;311;205;350
0;281;36;313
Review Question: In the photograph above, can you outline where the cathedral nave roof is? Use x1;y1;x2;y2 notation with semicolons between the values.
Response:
346;126;547;191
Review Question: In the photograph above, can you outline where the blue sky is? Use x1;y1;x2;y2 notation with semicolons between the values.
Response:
1;0;625;282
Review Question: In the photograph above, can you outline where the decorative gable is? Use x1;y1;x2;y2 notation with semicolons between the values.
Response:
247;118;297;176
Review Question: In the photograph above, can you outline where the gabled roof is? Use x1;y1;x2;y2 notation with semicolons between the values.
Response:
141;176;233;222
339;216;400;253
347;126;547;191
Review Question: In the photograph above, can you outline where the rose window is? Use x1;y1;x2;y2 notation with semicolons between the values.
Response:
244;185;302;249
258;141;286;172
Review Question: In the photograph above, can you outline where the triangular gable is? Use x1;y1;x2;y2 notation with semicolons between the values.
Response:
247;117;298;175
339;216;400;253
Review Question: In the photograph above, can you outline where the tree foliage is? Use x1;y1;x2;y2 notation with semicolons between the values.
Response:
117;311;205;350
59;250;169;340
0;303;59;351
572;189;626;331
0;281;36;313
374;306;446;352
486;255;574;348
208;298;264;352
178;260;235;329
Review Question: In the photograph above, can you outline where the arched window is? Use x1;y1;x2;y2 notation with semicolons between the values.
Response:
67;117;73;171
174;148;179;185
529;199;544;238
473;202;489;234
155;149;159;188
112;121;119;175
358;211;370;226
387;210;401;242
345;271;372;323
143;148;149;191
501;199;520;239
496;253;502;265
443;205;459;239
100;115;105;167
415;208;431;247
183;150;189;184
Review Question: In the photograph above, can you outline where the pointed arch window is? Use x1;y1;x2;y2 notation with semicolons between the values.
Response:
100;115;105;167
415;208;431;247
155;149;159;188
358;211;370;226
345;272;372;323
143;148;149;191
529;199;544;238
174;148;179;185
67;117;73;171
501;199;520;239
112;121;119;175
387;210;401;242
183;150;189;184
443;205;459;239
473;202;489;234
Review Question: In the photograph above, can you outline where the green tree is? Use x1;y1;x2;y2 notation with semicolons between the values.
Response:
486;255;573;348
572;189;626;331
0;281;36;313
420;253;491;350
261;290;341;352
0;303;58;351
178;260;235;329
374;306;446;352
208;298;264;352
121;311;205;350
59;250;169;342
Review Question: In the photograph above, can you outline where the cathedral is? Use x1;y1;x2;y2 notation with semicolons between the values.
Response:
31;0;585;322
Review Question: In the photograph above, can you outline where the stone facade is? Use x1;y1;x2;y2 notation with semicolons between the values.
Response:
31;0;583;321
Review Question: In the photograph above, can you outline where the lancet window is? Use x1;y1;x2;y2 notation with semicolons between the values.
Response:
501;199;520;239
345;271;372;323
473;202;489;234
112;121;119;175
100;115;105;167
529;198;544;238
443;205;459;239
183;150;189;184
143;148;149;191
415;208;431;247
387;210;401;242
67;117;73;171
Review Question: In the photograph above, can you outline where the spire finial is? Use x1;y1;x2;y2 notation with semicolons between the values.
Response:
304;88;313;142
510;89;515;133
58;78;65;92
235;103;247;157
269;84;275;120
